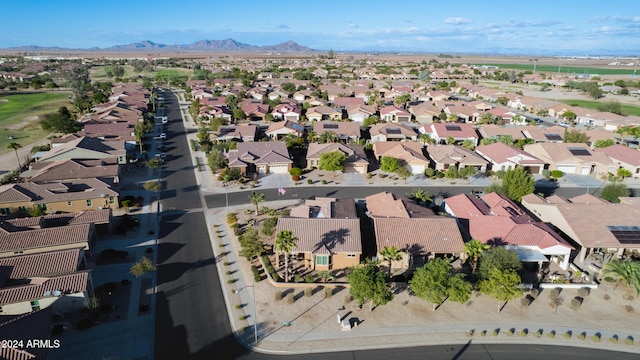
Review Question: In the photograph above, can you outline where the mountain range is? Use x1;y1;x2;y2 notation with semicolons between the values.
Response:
5;39;315;53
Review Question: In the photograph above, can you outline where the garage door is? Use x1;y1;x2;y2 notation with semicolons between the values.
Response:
581;166;590;175
268;164;290;174
556;164;576;174
409;164;425;175
344;164;367;174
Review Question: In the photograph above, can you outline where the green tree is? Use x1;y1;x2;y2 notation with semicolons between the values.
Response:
281;82;296;94
347;262;393;311
284;134;304;149
480;137;497;146
461;139;476;150
563;129;589;143
496;96;509;106
458;166;477;179
239;228;264;260
419;133;434;145
40;107;83;134
444;166;459;179
275;230;298;282
363;115;379;127
394;93;411;108
601;259;640;296
600;183;630;203
501;167;535;202
233;109;246;122
130;256;156;278
396;166;412;183
464;239;490;274
380;156;400;173
410;258;465;310
134;121;151;153
317;270;335;283
562;111;577;122
146;157;161;170
550;170;564;179
478;247;522;281
617;168;632;180
318;150;347;174
406;188;432;206
593;139;615;148
207;149;226;173
7;142;21;170
143;181;161;192
318;131;339;144
479;267;524;312
379;246;403;276
477;112;495;125
447;274;472;304
248;191;265;216
498;135;514;146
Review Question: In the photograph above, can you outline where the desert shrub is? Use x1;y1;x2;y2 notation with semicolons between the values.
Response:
547;330;556;338
521;296;532;307
578;332;586;340
610;335;619;343
592;333;601;342
274;291;283;301
550;287;562;298
286;293;295;304
625;336;634;345
564;331;572;339
492;329;499;336
307;179;313;184
321;179;327;184
571;296;583;310
261;217;278;236
251;265;261;282
324;288;333;298
507;328;515;336
235;304;243;310
226;213;238;225
530;288;539;298
344;294;353;304
535;329;543;338
305;274;315;283
304;288;312;297
294;274;303;283
603;294;610;300
578;287;590;297
520;329;528;337
625;305;634;313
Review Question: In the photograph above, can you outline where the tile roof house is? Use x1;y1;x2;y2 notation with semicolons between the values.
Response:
306;105;342;122
521;125;566;143
39;136;127;165
595;144;640;178
523;142;616;176
369;123;417;143
21;158;120;185
427;123;479;146
0;220;95;258
475;142;546;174
408;102;443;124
373;142;430;174
306;143;369;174
0;307;53;359
365;192;464;270
313;121;361;143
379;105;412;123
240;102;269;122
444;192;573;270
425;145;489;173
333;97;365;109
214;125;257;142
227;142;292;175
265;120;305;140
443;103;481;123
521;193;640;270
271;103;301;122
477;124;527;141
276;198;362;271
346;105;376;123
0;179;120;216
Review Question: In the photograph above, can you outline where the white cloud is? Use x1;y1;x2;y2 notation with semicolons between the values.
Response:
444;17;472;25
348;22;358;28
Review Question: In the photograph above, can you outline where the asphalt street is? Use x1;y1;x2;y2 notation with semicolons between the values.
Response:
153;89;633;360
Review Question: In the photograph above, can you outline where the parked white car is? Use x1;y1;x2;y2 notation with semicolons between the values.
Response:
159;133;167;140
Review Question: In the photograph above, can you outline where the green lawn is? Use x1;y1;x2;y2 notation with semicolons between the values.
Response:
560;99;640;117
0;92;71;155
475;63;636;75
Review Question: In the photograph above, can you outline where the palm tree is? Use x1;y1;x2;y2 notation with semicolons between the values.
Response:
7;142;21;170
464;239;490;274
317;270;335;283
275;230;298;282
379;246;403;276
601;259;640;296
248;192;265;216
419;133;434;145
406;188;432;206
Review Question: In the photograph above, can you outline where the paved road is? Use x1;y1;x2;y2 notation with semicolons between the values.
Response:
203;185;597;210
154;89;633;360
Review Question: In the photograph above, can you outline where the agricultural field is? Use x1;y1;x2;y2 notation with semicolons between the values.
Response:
560;99;640;117
476;63;636;76
89;65;156;82
0;92;71;155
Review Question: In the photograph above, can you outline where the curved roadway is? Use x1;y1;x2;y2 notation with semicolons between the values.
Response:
153;89;636;360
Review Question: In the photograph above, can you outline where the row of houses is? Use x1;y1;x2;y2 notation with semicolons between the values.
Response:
271;188;640;276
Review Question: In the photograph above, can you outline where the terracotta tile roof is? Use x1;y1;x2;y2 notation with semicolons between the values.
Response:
370;122;417;137
0;270;89;306
333;97;365;108
431;123;478;139
365;192;435;218
373;142;429;165
380;105;411;117
476;142;544;165
596;144;640;167
266;120;305;135
38;136;125;162
426;145;489;166
6;209;111;228
306;143;368;166
275;218;362;255
477;124;527;140
313;121;361;138
0;180;117;205
0;222;92;253
290;197;357;219
0;308;52;360
373;217;464;254
0;248;82;282
524;142;614;166
24;159;119;183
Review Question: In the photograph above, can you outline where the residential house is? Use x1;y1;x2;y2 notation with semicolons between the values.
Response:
0;178;120;216
333;97;365;109
486;107;516;123
477;124;527;141
265;120;305;140
521;193;640;271
346;105;376;123
306;106;342;122
443;103;480;123
20;158;120;186
373;142;430;174
475;142;545;174
0;248;91;315
271;103;301;122
227;142;292;175
241;102;269;122
313;121;361;143
444;193;573;270
214;125;257;142
369;123;417;143
0;308;53;359
409;102;442;124
427;123;479;146
522;125;566;143
524;143;616;176
306;143;369;174
0;220;95;258
425;145;489;173
276;198;361;271
365;192;464;269
379;105;412;123
40;135;127;165
595;144;640;178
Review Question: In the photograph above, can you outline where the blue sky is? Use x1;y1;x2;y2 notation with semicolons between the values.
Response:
4;0;640;55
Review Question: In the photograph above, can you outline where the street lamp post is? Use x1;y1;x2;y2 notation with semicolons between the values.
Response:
233;285;257;344
225;185;229;214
